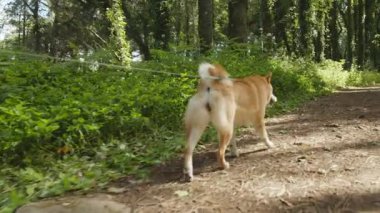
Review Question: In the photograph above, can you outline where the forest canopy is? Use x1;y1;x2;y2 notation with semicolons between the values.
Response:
1;0;379;70
0;1;380;212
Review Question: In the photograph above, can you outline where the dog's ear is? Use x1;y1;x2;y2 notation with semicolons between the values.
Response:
266;72;272;83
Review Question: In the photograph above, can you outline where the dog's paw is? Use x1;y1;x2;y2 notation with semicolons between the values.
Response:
266;141;276;149
221;161;230;170
181;173;193;182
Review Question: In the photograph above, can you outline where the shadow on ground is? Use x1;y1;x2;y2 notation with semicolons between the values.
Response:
271;191;380;213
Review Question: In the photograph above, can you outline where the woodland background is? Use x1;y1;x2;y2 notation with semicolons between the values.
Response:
0;0;380;212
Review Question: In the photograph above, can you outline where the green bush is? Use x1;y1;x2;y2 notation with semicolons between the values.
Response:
1;46;380;212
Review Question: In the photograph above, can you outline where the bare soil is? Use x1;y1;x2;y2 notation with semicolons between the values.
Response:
115;87;380;213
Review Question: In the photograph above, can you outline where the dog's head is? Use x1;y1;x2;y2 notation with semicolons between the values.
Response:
265;72;277;105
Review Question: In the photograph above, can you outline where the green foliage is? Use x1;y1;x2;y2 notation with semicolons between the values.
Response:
1;46;380;212
106;0;131;66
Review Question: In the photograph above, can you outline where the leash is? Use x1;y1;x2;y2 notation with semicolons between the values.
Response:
0;49;233;80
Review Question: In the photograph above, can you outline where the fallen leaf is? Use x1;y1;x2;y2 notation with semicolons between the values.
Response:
279;198;293;207
325;123;339;128
297;156;307;163
107;187;127;193
330;164;339;172
317;169;327;175
323;147;332;152
174;190;189;197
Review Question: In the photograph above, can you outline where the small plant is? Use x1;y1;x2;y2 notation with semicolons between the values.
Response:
1;46;380;212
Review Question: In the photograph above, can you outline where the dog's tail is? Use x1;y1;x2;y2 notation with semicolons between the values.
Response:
198;63;230;80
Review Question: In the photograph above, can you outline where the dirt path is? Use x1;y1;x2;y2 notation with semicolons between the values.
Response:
17;87;380;213
115;87;380;213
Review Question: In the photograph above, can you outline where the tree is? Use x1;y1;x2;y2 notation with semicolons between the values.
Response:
121;1;152;60
327;0;341;61
364;0;376;67
107;0;131;66
198;0;213;53
313;1;326;62
260;0;273;35
228;0;248;43
298;0;312;56
151;0;170;50
342;0;354;70
20;0;41;52
273;0;291;54
355;0;365;68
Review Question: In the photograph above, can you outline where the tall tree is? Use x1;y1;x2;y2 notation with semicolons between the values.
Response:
228;0;248;43
313;2;326;62
327;0;341;60
260;0;272;34
198;0;213;53
151;0;171;50
298;0;312;56
376;6;380;69
364;0;375;67
356;0;365;68
121;1;152;60
21;0;41;51
273;0;291;54
343;0;354;70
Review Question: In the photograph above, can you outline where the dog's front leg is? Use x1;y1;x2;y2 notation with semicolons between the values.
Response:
254;115;275;149
230;131;239;157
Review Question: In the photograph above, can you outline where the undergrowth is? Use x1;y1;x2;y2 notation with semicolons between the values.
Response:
1;46;379;212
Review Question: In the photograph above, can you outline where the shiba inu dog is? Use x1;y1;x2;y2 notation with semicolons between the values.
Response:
183;63;277;181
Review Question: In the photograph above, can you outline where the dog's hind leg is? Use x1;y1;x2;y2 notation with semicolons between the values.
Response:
183;126;207;181
183;101;209;181
254;115;275;149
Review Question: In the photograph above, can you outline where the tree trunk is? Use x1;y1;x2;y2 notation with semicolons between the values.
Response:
261;0;272;34
298;0;311;56
228;0;248;43
356;0;365;68
375;12;380;70
273;0;291;54
184;0;191;45
22;1;26;45
121;1;151;60
32;0;41;52
344;0;354;70
364;0;375;68
198;0;213;53
152;0;170;50
18;11;21;46
328;0;341;60
314;9;325;62
173;0;182;45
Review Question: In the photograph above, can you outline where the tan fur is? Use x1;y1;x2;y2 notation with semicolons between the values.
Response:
183;63;276;181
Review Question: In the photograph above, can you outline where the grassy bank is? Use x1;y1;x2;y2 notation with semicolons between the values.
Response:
1;47;379;212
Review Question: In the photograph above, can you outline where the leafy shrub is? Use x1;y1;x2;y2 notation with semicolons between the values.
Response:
1;46;380;212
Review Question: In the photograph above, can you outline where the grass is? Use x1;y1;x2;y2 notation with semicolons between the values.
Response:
0;47;379;212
